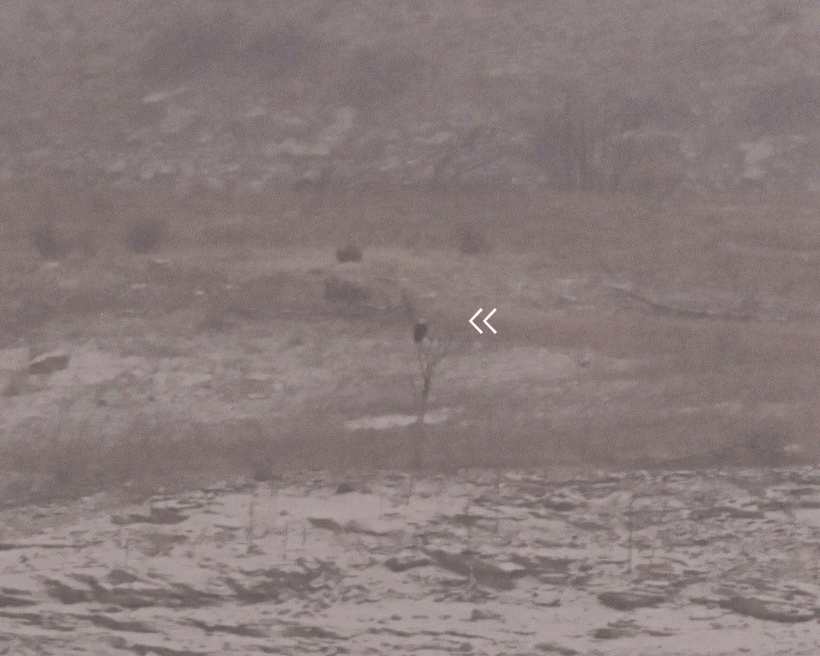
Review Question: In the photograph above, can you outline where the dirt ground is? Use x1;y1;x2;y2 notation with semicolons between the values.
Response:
2;184;820;654
2;184;820;501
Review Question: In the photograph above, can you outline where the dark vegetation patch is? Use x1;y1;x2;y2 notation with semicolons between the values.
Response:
31;223;66;260
336;46;427;110
138;10;239;82
324;276;369;304
237;26;318;79
124;218;165;254
454;223;490;255
744;77;820;132
335;244;363;263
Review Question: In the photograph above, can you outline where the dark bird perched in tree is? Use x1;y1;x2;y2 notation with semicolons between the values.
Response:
413;319;428;344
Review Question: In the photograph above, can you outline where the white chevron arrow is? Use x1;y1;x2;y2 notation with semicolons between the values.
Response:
469;308;497;334
469;308;484;334
483;307;497;334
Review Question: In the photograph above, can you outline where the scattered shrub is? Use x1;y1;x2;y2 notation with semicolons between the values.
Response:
337;46;426;110
125;218;165;254
530;85;606;190
238;27;315;78
617;143;687;197
529;86;661;191
765;0;802;24
31;223;65;259
335;244;363;263
454;223;490;255
198;287;232;332
324;277;369;304
744;77;820;132
745;424;791;465
139;10;239;81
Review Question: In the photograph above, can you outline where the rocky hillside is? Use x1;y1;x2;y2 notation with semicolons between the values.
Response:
2;0;820;195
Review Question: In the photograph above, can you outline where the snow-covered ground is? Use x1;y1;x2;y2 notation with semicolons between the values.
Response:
1;467;819;655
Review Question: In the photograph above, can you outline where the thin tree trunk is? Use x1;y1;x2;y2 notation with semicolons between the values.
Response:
412;375;431;470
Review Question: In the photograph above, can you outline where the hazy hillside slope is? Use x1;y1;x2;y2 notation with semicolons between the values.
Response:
1;0;820;194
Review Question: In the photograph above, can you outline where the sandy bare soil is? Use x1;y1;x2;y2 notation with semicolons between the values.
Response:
1;467;819;655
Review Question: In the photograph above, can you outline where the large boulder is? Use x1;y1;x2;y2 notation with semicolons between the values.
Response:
28;350;70;375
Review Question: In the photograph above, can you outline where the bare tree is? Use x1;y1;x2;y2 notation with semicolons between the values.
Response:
411;325;449;470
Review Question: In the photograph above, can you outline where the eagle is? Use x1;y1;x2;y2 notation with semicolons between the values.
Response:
413;319;428;344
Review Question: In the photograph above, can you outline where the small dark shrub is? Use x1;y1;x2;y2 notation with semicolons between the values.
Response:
324;277;369;304
746;426;790;465
238;27;314;78
197;284;233;332
335;481;358;494
766;0;801;24
337;47;426;110
125;218;165;254
31;223;65;259
252;465;274;482
335;244;363;263
529;91;596;190
744;77;820;131
198;300;230;332
139;11;238;82
455;223;490;255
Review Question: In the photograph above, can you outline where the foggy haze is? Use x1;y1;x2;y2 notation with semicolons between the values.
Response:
1;2;819;654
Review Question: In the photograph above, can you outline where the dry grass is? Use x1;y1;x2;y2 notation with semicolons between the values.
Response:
0;379;815;506
1;180;820;503
4;391;808;506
